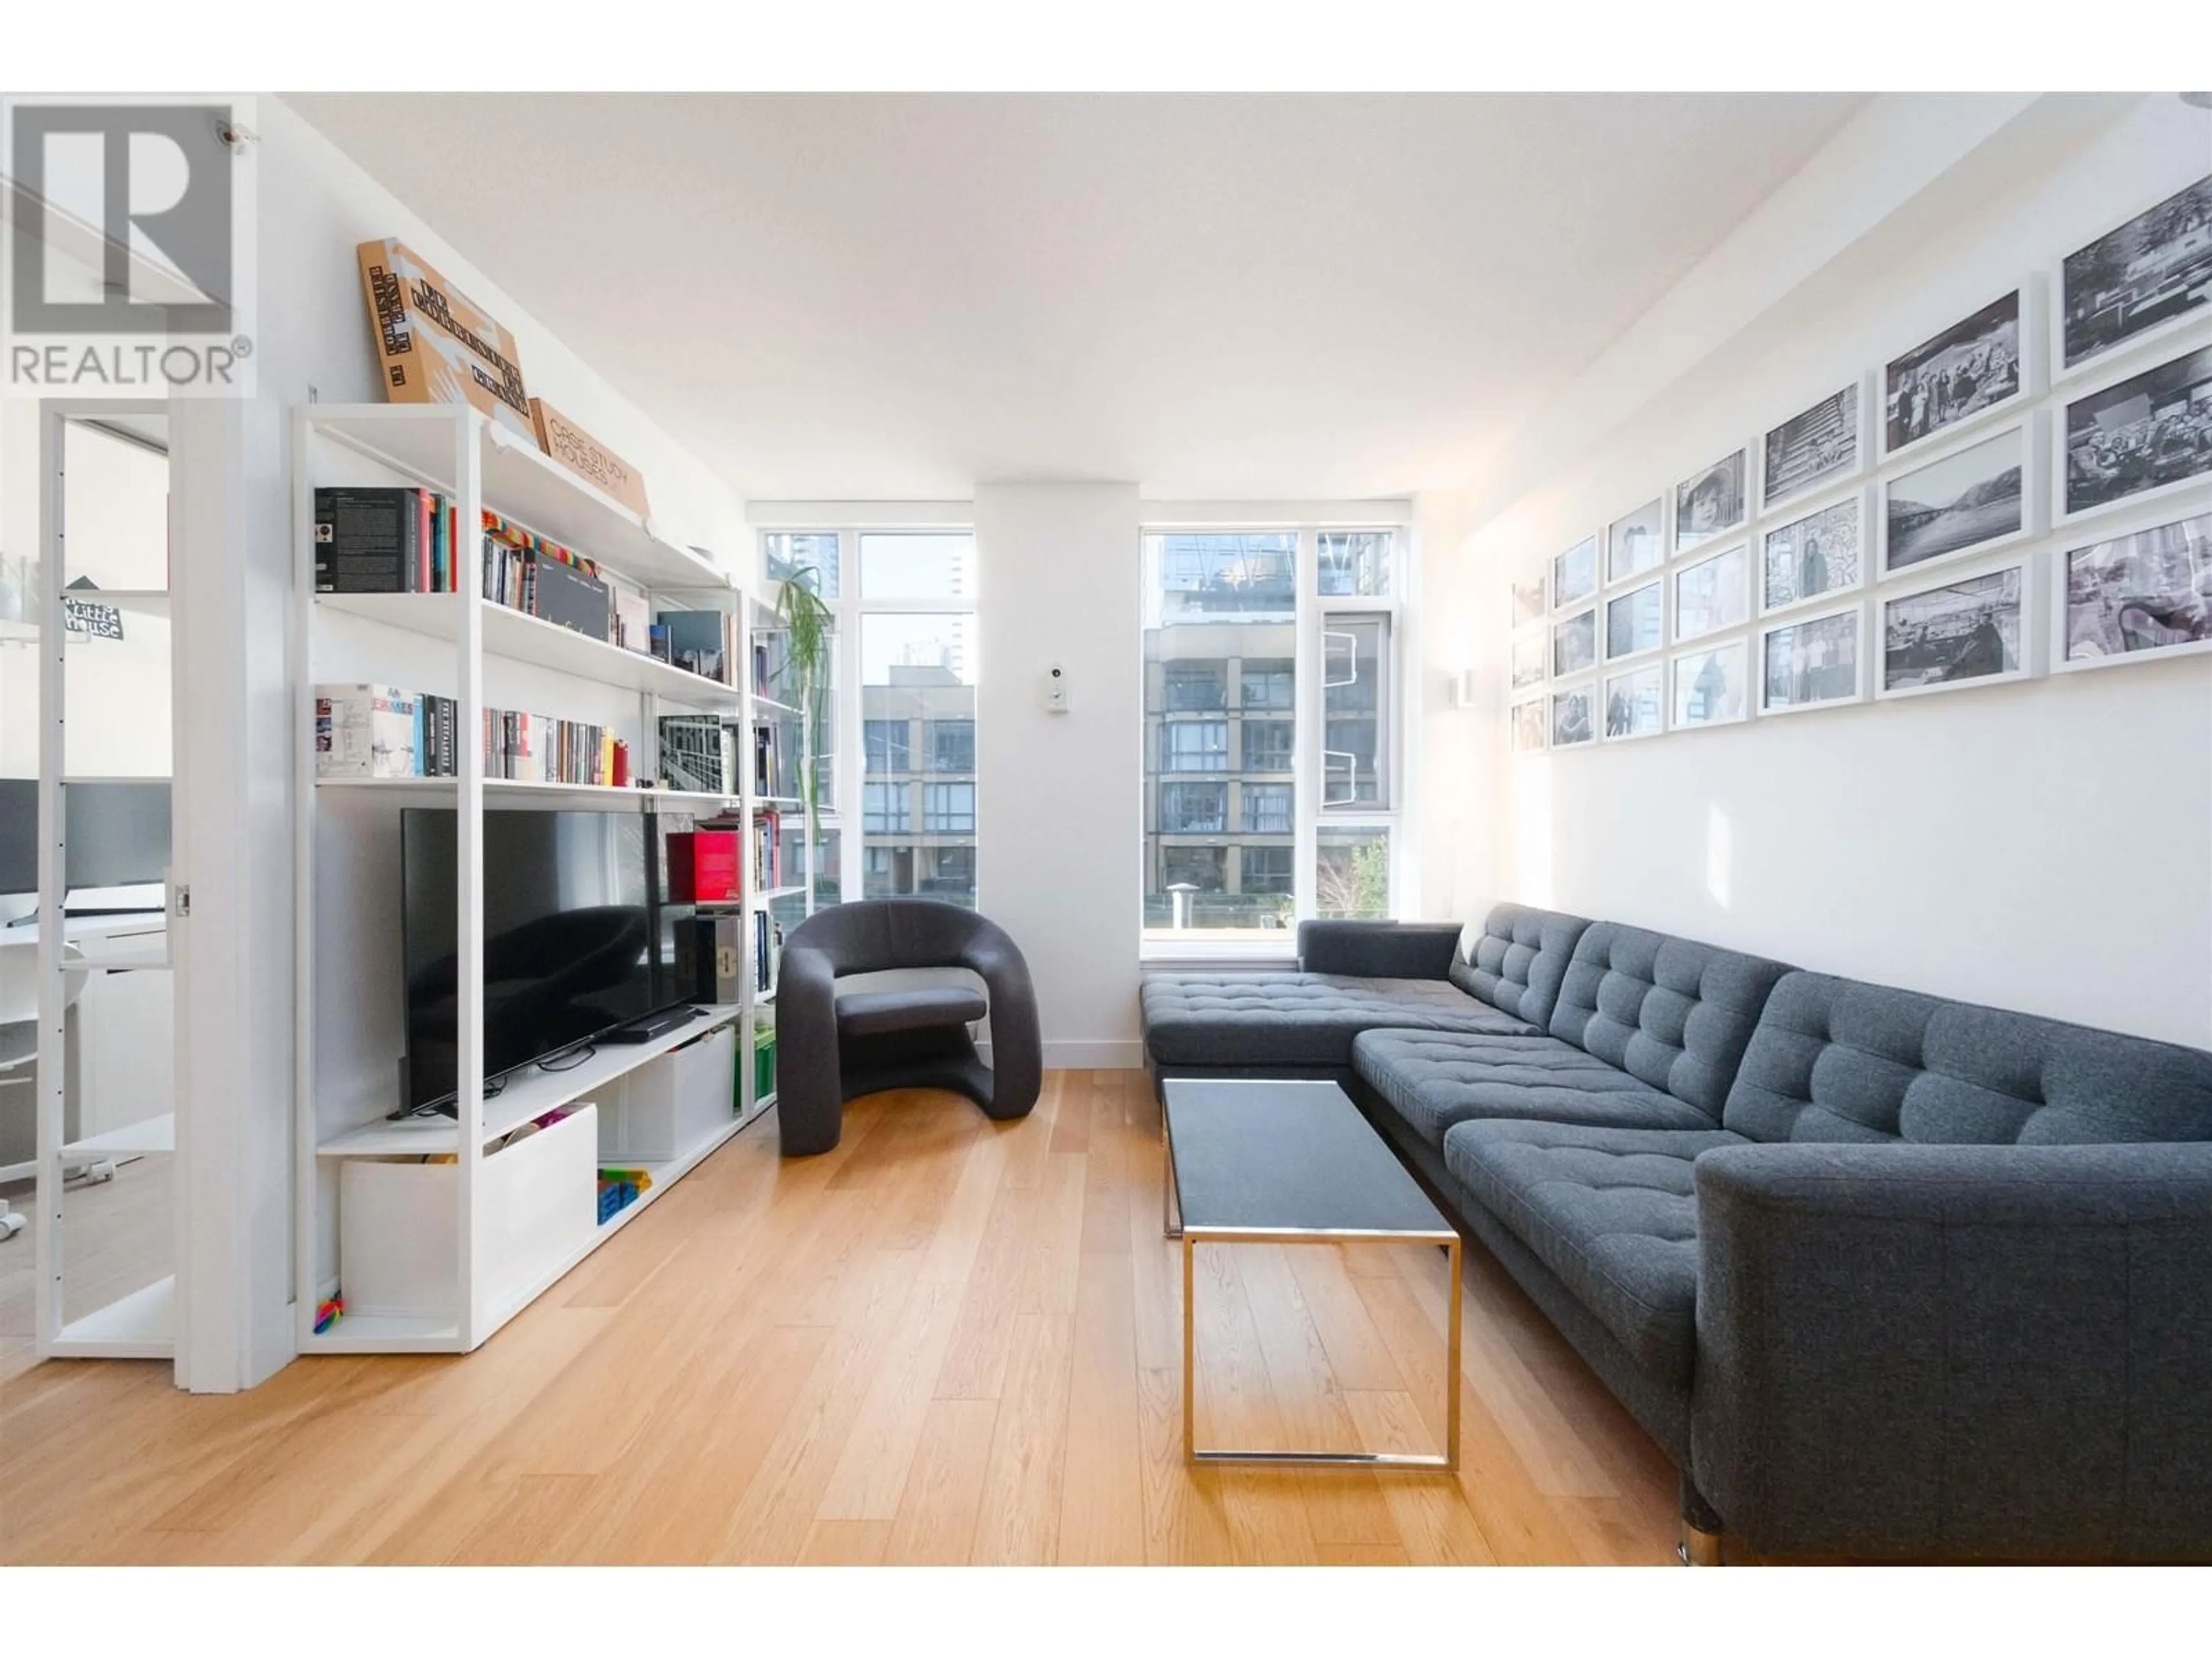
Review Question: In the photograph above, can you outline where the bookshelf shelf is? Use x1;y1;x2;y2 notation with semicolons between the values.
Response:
316;591;743;709
316;1004;744;1157
750;693;802;719
753;885;805;903
315;777;743;809
306;404;732;594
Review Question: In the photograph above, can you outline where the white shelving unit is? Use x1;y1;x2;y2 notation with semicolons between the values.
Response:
291;403;782;1357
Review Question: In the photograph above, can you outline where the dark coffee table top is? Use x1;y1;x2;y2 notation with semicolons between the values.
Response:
1162;1078;1455;1239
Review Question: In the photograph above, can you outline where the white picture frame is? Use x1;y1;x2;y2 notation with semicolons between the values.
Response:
1759;486;1870;617
1549;679;1597;749
1762;373;1872;512
1605;497;1666;587
1511;569;1548;627
1877;415;2042;582
1673;446;1752;555
1510;627;1548;692
1552;535;1600;612
2051;173;2212;382
2052;337;2212;529
1600;661;1665;743
1551;605;1598;679
1669;637;1751;731
1510;694;1550;753
1603;577;1665;664
1673;541;1750;643
1878;287;2034;462
1758;600;1869;718
1877;555;2040;703
2050;503;2212;675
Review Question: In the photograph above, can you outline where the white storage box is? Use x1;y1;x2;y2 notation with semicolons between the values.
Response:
339;1104;597;1321
600;1024;735;1162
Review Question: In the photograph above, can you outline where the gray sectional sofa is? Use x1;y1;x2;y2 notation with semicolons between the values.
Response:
1139;904;2212;1562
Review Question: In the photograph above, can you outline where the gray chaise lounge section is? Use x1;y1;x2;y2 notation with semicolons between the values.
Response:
1138;902;2212;1560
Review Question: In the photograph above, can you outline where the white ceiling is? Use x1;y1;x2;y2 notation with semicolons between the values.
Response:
286;93;1867;503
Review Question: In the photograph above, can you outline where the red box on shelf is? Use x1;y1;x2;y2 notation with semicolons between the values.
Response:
666;830;741;904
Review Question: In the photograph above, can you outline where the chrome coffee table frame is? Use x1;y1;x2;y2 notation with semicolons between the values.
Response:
1164;1084;1462;1472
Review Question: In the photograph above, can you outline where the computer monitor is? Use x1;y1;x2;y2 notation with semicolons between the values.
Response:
66;781;171;891
0;778;33;896
0;778;169;901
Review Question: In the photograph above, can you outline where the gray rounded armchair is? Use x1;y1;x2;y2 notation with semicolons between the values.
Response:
776;900;1041;1156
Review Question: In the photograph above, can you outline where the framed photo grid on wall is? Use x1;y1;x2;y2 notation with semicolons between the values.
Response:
1503;174;2212;759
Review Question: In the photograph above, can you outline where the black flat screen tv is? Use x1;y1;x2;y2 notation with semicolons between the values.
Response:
400;808;686;1113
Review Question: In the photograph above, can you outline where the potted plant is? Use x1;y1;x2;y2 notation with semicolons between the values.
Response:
774;566;834;871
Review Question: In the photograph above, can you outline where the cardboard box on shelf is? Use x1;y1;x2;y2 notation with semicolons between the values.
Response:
358;238;535;442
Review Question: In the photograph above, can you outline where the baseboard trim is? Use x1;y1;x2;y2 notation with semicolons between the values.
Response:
1043;1040;1145;1071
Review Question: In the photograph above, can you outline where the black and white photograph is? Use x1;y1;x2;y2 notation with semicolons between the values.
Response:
1607;498;1664;584
1673;542;1748;642
1882;426;2025;574
1884;291;2023;453
1671;638;1749;729
2061;173;2212;370
1603;664;1664;740
1761;607;1863;714
1763;383;1861;507
1762;494;1862;612
1513;571;1547;625
1512;696;1549;752
2061;510;2212;668
1512;629;1547;690
1553;535;1599;608
1605;579;1662;660
1550;681;1596;748
1552;607;1597;677
2062;343;2212;517
1674;449;1748;551
1882;566;2025;695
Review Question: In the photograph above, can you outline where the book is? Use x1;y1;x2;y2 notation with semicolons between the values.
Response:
666;831;741;904
313;487;421;593
657;608;732;683
315;684;421;778
658;715;737;795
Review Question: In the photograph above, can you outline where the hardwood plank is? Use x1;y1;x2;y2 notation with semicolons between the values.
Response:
967;1312;1076;1564
797;1519;891;1565
1342;1390;1501;1565
882;1397;999;1565
1055;1248;1145;1564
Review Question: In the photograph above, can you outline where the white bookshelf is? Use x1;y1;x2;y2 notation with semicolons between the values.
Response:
290;403;781;1357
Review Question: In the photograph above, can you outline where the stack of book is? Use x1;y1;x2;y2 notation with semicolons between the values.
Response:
752;723;787;798
313;487;465;593
481;512;612;639
751;808;783;891
313;683;630;786
753;909;782;996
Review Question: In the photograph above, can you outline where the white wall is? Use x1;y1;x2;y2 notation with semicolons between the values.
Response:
974;482;1143;1066
190;97;747;1387
1450;94;2212;1047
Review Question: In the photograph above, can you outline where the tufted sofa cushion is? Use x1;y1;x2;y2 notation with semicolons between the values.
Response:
1444;1119;1748;1384
1547;923;1793;1119
1354;1028;1721;1149
1450;903;1592;1029
1140;973;1537;1069
1725;971;2212;1146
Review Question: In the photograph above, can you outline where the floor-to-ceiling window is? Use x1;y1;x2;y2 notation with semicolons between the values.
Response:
1140;524;1402;938
763;525;979;918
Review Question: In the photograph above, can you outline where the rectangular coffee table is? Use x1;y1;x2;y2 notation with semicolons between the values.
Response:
1162;1077;1461;1471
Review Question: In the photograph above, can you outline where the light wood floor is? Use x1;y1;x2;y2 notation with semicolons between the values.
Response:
0;1071;1682;1565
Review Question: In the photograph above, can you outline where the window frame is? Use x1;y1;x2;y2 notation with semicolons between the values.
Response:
1139;521;1407;948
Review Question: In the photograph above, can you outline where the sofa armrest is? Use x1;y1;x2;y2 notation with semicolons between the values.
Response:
1690;1141;2212;1560
1294;921;1461;980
